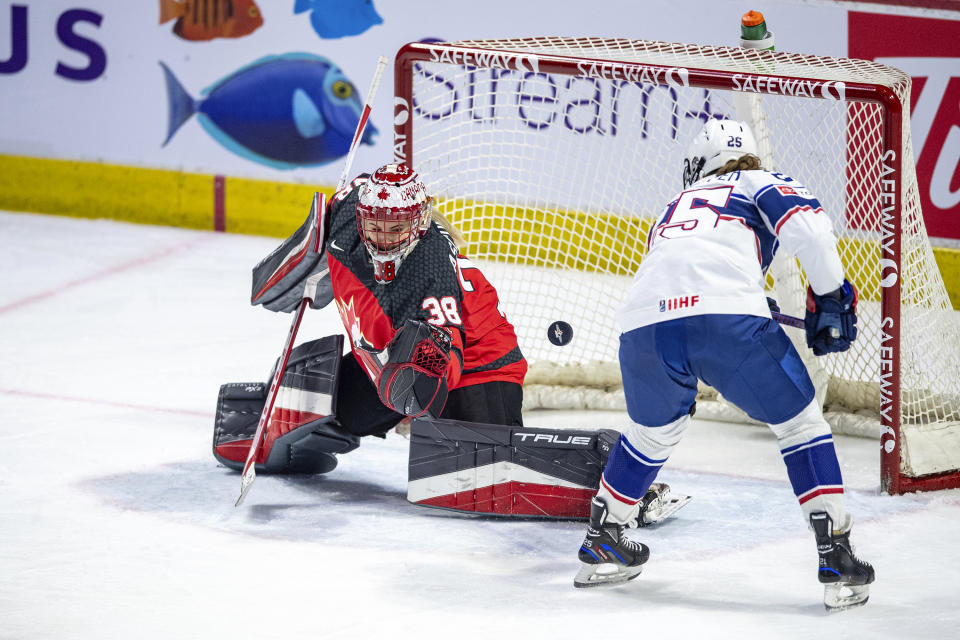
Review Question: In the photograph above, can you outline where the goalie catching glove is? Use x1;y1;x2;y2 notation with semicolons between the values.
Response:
377;319;457;418
804;279;858;356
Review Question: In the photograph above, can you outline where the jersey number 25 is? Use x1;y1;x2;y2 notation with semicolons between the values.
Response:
653;185;734;242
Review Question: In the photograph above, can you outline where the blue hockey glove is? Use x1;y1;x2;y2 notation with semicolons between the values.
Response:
804;279;858;356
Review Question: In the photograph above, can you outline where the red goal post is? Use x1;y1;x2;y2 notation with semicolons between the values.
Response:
392;38;960;495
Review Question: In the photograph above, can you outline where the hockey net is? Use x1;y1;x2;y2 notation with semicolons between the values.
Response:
392;38;960;494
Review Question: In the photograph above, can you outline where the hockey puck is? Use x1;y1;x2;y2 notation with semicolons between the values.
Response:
547;320;573;346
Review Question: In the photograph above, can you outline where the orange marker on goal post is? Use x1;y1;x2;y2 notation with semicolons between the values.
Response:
740;10;775;51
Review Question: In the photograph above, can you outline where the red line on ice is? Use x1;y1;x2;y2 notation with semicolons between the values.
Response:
0;388;212;417
0;238;210;314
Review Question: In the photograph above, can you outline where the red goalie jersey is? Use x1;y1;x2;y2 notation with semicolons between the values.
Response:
326;175;527;392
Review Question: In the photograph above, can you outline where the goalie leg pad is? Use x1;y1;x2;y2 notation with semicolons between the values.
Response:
213;382;359;474
213;335;359;474
407;416;620;518
212;381;268;471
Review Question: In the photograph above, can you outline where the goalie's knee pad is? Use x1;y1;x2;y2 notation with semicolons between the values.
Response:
213;335;359;474
269;421;360;474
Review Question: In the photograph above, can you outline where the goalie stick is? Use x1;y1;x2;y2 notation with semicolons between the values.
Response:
235;55;389;507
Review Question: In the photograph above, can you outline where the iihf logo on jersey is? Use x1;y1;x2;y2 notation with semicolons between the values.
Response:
660;295;701;312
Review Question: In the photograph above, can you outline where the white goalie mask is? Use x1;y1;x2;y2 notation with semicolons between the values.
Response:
682;119;759;188
356;163;431;284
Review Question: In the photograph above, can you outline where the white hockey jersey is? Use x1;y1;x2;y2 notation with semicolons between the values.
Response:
618;169;845;333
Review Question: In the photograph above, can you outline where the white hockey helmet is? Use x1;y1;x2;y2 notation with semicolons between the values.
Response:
682;119;759;188
356;163;431;284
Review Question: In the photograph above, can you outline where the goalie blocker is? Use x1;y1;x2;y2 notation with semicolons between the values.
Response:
408;416;690;523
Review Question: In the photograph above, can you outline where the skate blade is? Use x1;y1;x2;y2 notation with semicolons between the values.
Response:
639;492;692;526
823;583;870;611
573;562;643;588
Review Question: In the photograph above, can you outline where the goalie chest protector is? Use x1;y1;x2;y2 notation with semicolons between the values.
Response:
407;417;619;519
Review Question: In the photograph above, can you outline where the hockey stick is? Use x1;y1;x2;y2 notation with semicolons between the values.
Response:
235;55;389;507
773;310;804;329
776;309;849;342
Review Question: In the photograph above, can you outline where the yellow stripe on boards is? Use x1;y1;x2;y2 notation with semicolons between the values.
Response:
0;154;330;237
0;155;215;230
934;247;960;309
223;176;333;236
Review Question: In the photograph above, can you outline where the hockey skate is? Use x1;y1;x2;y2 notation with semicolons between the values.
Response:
810;512;875;611
632;482;692;527
574;497;650;588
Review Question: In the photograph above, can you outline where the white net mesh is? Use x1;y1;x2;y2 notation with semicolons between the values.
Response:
397;38;960;481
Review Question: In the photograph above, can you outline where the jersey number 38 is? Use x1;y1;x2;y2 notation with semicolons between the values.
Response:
422;296;462;326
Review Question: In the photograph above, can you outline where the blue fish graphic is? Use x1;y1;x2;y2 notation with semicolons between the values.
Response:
294;0;382;39
160;53;377;169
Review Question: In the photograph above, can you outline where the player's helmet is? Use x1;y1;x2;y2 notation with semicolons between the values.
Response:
356;163;431;284
682;119;759;188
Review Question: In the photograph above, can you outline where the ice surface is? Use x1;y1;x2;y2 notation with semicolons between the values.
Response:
1;211;958;639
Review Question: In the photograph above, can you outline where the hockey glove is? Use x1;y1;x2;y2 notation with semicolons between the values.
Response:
251;193;333;313
804;279;858;356
377;320;453;418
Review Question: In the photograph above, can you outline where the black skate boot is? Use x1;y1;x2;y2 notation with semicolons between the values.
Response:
810;511;875;611
574;497;650;588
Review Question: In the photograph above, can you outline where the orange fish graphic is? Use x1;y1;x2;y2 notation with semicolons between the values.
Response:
159;0;264;41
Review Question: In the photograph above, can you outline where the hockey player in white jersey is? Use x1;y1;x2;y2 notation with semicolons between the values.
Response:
573;119;874;610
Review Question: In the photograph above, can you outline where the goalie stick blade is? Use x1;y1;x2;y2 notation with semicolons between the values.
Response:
823;583;870;612
235;466;256;506
573;562;643;589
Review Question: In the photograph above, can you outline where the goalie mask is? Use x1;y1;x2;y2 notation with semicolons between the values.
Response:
682;119;759;188
356;163;431;284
